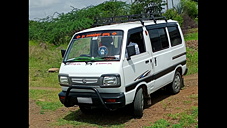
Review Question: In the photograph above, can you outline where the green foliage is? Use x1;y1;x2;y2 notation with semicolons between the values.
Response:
162;9;183;26
131;0;166;14
29;0;169;45
95;0;130;18
29;0;198;45
181;0;198;19
162;0;198;27
29;10;94;45
29;1;130;45
173;0;198;18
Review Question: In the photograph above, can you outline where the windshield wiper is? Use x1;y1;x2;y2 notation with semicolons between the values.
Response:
85;59;97;65
63;56;104;64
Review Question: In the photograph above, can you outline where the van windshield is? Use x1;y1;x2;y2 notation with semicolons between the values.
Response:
64;30;123;62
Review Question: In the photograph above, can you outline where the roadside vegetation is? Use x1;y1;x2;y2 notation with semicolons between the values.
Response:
29;0;198;127
145;106;198;128
29;0;198;45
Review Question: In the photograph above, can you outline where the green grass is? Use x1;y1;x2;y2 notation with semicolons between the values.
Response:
184;32;198;41
145;107;198;128
29;40;68;88
184;28;198;41
184;28;198;75
186;47;198;75
145;119;170;128
29;89;62;113
29;40;69;114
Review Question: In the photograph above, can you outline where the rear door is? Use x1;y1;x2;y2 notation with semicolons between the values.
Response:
146;25;173;90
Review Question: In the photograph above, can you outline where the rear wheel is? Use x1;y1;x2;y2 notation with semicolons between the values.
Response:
133;88;144;118
167;71;183;94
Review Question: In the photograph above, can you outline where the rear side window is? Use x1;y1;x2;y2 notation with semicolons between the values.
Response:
167;26;182;46
148;28;169;52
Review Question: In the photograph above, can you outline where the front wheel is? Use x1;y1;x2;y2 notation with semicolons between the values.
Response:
133;88;144;118
167;71;183;94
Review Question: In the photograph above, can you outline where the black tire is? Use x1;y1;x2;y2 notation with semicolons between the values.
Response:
133;88;144;118
167;71;183;94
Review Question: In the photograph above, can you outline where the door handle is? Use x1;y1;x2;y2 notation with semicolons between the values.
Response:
154;57;157;66
145;60;149;64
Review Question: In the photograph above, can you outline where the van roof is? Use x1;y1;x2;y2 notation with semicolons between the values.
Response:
77;19;177;34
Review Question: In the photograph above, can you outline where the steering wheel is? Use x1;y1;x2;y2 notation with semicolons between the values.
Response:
98;46;108;56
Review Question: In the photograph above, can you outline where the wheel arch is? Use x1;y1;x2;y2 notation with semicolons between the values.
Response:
170;65;183;83
175;65;183;76
134;83;149;100
125;82;149;105
176;66;182;76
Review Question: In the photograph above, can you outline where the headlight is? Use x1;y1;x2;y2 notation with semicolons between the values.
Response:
100;74;120;87
103;76;117;86
58;75;69;86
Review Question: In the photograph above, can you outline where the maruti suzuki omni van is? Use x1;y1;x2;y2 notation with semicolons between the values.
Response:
58;14;188;118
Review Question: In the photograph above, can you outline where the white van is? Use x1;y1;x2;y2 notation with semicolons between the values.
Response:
58;14;188;118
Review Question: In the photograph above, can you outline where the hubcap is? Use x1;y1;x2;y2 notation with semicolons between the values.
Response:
174;75;181;91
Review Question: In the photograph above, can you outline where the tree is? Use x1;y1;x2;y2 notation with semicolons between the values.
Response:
29;0;131;45
181;0;198;19
130;0;166;14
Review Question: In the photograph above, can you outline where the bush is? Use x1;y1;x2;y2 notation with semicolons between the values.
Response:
181;14;198;30
29;1;130;45
181;0;198;19
130;0;166;14
162;9;183;26
163;0;198;29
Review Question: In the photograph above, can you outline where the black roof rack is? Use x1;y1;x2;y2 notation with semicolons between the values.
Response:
92;13;167;27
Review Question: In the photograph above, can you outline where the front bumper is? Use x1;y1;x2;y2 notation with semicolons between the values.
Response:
58;86;125;110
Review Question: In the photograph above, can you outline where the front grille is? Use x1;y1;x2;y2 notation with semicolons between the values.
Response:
70;77;100;85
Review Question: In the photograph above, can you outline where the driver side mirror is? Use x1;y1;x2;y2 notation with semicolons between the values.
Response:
61;49;66;58
126;46;136;60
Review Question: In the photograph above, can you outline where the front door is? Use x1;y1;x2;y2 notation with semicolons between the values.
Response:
122;27;153;93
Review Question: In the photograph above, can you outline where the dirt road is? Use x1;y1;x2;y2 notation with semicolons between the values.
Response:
29;73;198;128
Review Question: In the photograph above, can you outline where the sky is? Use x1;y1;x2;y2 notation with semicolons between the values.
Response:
29;0;132;20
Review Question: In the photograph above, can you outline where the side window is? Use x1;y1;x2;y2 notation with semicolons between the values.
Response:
126;28;146;57
148;28;169;52
167;26;182;46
